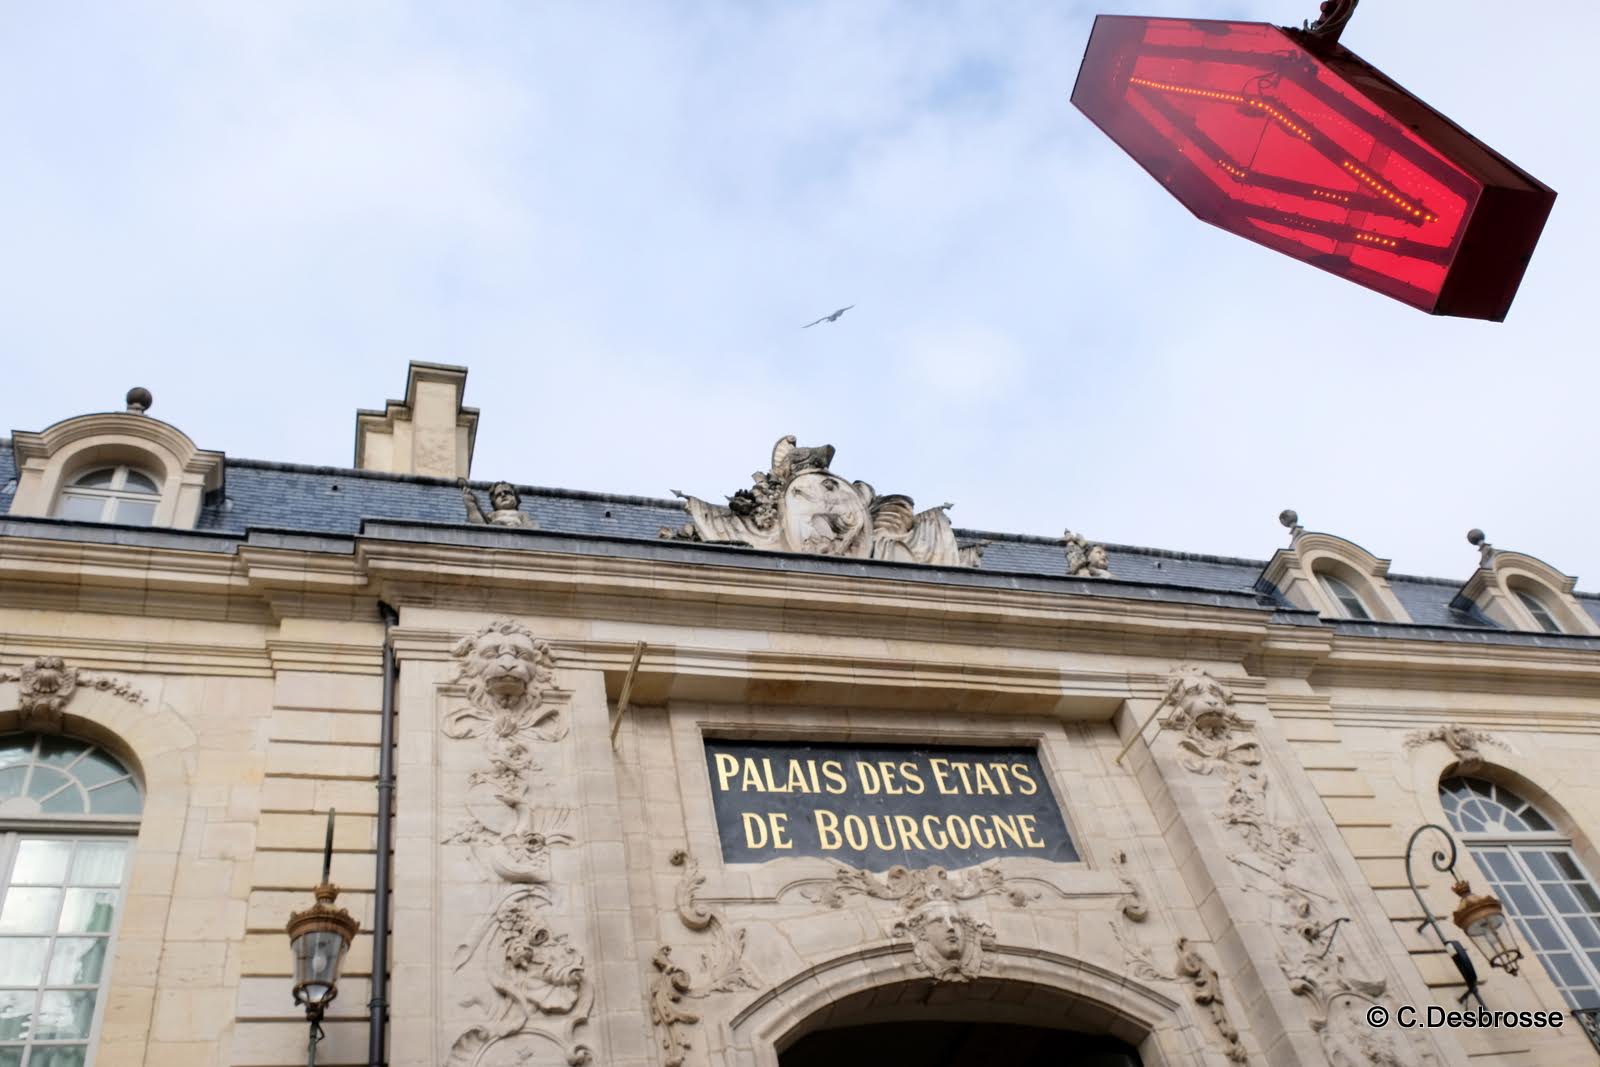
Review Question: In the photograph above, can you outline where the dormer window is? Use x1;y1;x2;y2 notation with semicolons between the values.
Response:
1515;589;1563;634
53;466;162;526
1319;572;1372;620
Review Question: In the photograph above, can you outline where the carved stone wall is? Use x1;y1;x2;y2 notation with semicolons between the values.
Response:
1127;667;1463;1067
392;618;652;1067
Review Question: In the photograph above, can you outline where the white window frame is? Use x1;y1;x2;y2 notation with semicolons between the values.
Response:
1319;572;1372;620
1443;779;1600;1011
0;829;135;1067
52;466;162;526
1514;589;1564;634
1;732;142;1067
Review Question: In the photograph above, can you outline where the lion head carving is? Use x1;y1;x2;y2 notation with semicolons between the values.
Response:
453;620;554;711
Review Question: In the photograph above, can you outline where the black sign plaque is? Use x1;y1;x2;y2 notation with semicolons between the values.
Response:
703;739;1078;871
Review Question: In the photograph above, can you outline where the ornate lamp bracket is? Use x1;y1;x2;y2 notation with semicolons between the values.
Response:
1404;823;1524;1009
1302;0;1359;43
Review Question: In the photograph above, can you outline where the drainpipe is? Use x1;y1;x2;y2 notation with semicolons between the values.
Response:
369;601;399;1066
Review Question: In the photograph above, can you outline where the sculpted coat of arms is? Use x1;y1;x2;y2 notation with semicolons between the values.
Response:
662;435;984;567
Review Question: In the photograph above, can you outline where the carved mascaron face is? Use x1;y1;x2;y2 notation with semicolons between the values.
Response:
461;628;542;706
917;898;967;960
1087;545;1110;570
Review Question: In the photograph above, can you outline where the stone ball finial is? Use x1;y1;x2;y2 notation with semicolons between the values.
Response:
1467;528;1486;547
125;387;153;414
1278;509;1299;529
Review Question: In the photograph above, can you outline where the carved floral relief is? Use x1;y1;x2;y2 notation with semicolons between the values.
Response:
0;656;146;732
1155;668;1432;1066
441;620;592;1067
1403;724;1506;775
648;851;759;1067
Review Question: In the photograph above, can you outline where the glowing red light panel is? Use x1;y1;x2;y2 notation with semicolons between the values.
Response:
1071;16;1555;320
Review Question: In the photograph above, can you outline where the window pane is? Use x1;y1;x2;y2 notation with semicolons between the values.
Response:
86;779;141;815
111;498;158;526
29;1049;86;1067
1548;951;1590;989
0;769;24;801
71;470;115;488
11;842;70;885
1576;883;1600;913
71;751;129;790
46;939;107;986
1569;916;1600;950
1519;913;1561;950
69;843;126;887
38;789;87;816
1553;852;1587;880
0;889;62;933
0;1046;22;1067
0;938;50;984
24;769;70;803
0;990;34;1041
122;470;159;493
1545;882;1581;915
57;890;116;934
52;494;105;522
0;738;32;768
35;740;86;771
33;991;94;1041
27;1045;86;1067
1479;850;1518;880
1523;851;1558;880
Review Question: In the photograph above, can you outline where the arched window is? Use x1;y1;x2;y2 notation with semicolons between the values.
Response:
0;733;142;1065
1515;589;1564;634
52;466;162;526
1441;777;1600;1011
1319;572;1372;620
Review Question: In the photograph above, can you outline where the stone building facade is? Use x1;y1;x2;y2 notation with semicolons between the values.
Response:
2;361;1599;1066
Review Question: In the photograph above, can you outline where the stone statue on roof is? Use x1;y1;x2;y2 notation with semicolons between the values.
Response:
461;479;537;529
1064;530;1112;578
660;435;983;568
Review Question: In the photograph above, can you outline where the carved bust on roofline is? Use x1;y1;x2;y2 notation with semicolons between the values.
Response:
461;479;537;529
1064;530;1112;578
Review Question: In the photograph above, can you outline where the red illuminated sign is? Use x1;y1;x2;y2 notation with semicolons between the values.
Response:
1071;16;1555;320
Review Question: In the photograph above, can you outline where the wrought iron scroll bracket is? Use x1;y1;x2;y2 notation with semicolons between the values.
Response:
1302;0;1359;44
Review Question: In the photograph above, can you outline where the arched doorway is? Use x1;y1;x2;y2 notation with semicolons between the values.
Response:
773;975;1147;1067
782;1020;1141;1066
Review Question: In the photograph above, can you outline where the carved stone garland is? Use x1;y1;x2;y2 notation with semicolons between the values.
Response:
441;621;592;1066
0;656;146;731
789;863;1063;982
1156;667;1431;1066
659;434;985;567
1403;724;1507;775
648;851;759;1067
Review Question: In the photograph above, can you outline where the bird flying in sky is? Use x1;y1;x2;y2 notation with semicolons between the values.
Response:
802;305;854;328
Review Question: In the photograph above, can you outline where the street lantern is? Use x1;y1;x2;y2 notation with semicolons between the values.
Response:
1451;878;1522;977
286;810;359;1065
1405;823;1523;1007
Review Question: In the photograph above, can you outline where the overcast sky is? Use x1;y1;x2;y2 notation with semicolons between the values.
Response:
3;1;1594;584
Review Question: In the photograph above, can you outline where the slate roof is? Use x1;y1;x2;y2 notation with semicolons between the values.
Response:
5;440;1599;639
